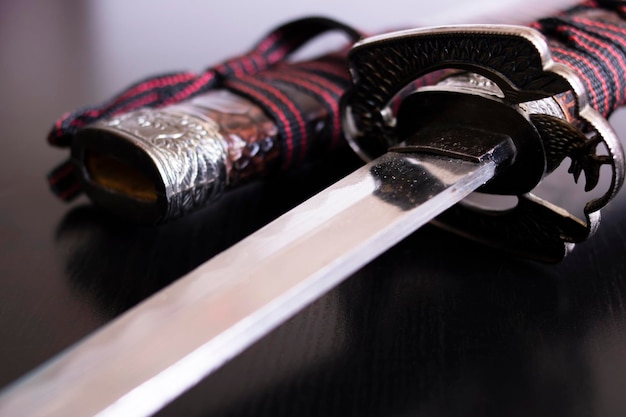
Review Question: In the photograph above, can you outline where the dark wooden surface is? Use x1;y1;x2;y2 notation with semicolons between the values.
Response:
2;2;626;416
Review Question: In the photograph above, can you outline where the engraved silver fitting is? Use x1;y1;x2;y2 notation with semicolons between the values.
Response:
72;105;228;223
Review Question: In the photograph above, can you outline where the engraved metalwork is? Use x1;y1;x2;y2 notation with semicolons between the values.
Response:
96;108;228;219
435;72;506;98
342;24;625;261
342;25;571;160
185;91;281;185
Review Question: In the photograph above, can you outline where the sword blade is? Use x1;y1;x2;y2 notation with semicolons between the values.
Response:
0;134;514;417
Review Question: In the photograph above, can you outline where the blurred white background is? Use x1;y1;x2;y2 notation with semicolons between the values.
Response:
87;0;579;97
1;0;580;101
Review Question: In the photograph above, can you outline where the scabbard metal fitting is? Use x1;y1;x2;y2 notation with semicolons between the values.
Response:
72;104;229;223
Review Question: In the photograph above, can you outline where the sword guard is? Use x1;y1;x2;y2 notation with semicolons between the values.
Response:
341;24;625;261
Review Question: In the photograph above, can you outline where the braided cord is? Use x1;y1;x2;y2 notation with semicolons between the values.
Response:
532;1;626;117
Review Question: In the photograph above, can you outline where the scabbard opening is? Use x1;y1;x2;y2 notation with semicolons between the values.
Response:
71;127;168;224
85;151;158;203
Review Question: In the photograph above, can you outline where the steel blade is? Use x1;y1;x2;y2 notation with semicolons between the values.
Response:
0;135;513;417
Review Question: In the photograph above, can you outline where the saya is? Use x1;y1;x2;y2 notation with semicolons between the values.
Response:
4;2;626;417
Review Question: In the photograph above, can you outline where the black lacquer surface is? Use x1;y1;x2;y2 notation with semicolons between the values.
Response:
2;2;626;416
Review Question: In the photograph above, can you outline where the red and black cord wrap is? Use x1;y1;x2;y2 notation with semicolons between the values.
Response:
531;0;626;118
47;17;362;201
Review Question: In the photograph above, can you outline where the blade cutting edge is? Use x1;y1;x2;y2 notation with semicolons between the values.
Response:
0;136;513;417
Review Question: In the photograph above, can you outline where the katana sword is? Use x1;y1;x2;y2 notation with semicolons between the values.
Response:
3;4;626;417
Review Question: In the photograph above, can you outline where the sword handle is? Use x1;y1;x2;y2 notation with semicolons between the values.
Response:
342;2;626;261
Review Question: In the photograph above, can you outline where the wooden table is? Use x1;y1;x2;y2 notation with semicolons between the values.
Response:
2;2;626;416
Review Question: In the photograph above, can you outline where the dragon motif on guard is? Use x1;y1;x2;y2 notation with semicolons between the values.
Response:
342;25;625;261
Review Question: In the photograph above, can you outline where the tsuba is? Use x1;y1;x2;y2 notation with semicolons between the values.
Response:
341;25;625;262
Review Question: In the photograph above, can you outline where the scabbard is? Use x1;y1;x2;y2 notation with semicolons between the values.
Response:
70;83;338;223
47;17;362;223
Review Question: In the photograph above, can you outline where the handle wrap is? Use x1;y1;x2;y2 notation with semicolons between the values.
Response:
533;1;626;118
